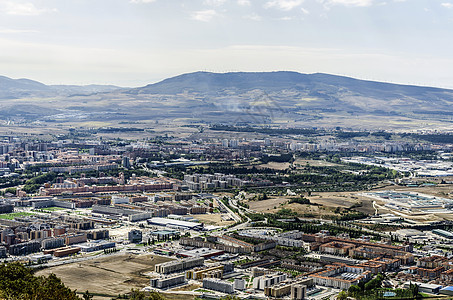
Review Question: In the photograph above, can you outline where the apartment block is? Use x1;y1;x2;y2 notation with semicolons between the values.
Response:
253;273;287;290
155;257;204;274
202;278;234;294
150;274;185;289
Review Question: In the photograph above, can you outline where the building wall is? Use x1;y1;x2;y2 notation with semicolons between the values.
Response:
202;278;234;294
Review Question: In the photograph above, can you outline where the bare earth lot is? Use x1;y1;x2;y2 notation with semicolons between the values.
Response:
294;159;342;167
36;254;173;299
189;213;235;226
258;162;290;170
248;197;289;212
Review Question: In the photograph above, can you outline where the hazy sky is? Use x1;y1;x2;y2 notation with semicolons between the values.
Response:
1;0;453;87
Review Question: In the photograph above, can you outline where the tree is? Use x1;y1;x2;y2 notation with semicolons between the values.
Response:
83;290;93;300
348;284;362;297
409;282;421;299
0;262;81;300
337;290;348;300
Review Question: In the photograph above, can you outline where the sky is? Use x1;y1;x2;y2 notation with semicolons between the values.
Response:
1;0;453;88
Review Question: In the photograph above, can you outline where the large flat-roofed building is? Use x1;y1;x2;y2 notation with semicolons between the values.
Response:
177;247;224;259
0;246;7;258
403;282;441;294
43;246;81;257
291;283;307;300
150;274;185;289
77;240;116;252
440;286;453;296
264;278;313;298
41;237;65;250
319;241;355;256
64;233;87;245
253;273;287;290
433;229;453;239
0;202;14;214
150;230;180;240
309;264;371;290
186;265;224;280
147;217;203;231
9;241;40;256
202;278;234;294
349;245;414;265
155;257;204;274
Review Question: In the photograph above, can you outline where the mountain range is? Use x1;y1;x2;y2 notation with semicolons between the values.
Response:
0;75;120;99
1;71;453;130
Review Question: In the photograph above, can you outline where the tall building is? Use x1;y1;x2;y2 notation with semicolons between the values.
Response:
122;156;131;169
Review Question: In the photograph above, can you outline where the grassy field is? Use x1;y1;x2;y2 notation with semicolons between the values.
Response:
0;212;35;220
36;254;174;300
41;207;67;211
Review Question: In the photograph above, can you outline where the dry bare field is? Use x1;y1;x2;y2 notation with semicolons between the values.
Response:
294;159;342;167
257;162;290;170
36;254;173;299
308;192;377;215
247;197;289;212
189;213;235;226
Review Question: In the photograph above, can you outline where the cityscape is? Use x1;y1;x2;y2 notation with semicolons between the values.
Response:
1;0;453;300
0;128;450;299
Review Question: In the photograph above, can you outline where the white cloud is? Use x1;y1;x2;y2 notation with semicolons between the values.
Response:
204;0;227;6
0;1;56;16
321;0;374;7
0;28;37;34
243;13;262;21
301;7;310;14
130;0;156;3
264;0;304;11
190;9;219;22
441;2;453;8
237;0;251;6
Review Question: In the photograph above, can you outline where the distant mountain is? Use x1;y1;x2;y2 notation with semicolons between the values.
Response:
0;75;121;99
122;71;453;126
0;75;50;98
1;71;453;130
130;71;445;98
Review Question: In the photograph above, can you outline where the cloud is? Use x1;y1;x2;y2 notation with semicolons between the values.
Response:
0;1;56;16
204;0;227;6
441;2;453;8
130;0;156;3
0;28;38;34
320;0;374;7
237;0;251;5
264;0;304;11
243;13;262;21
301;7;309;14
190;9;219;22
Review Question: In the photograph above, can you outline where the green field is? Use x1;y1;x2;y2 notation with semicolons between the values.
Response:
41;207;67;211
0;212;35;220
